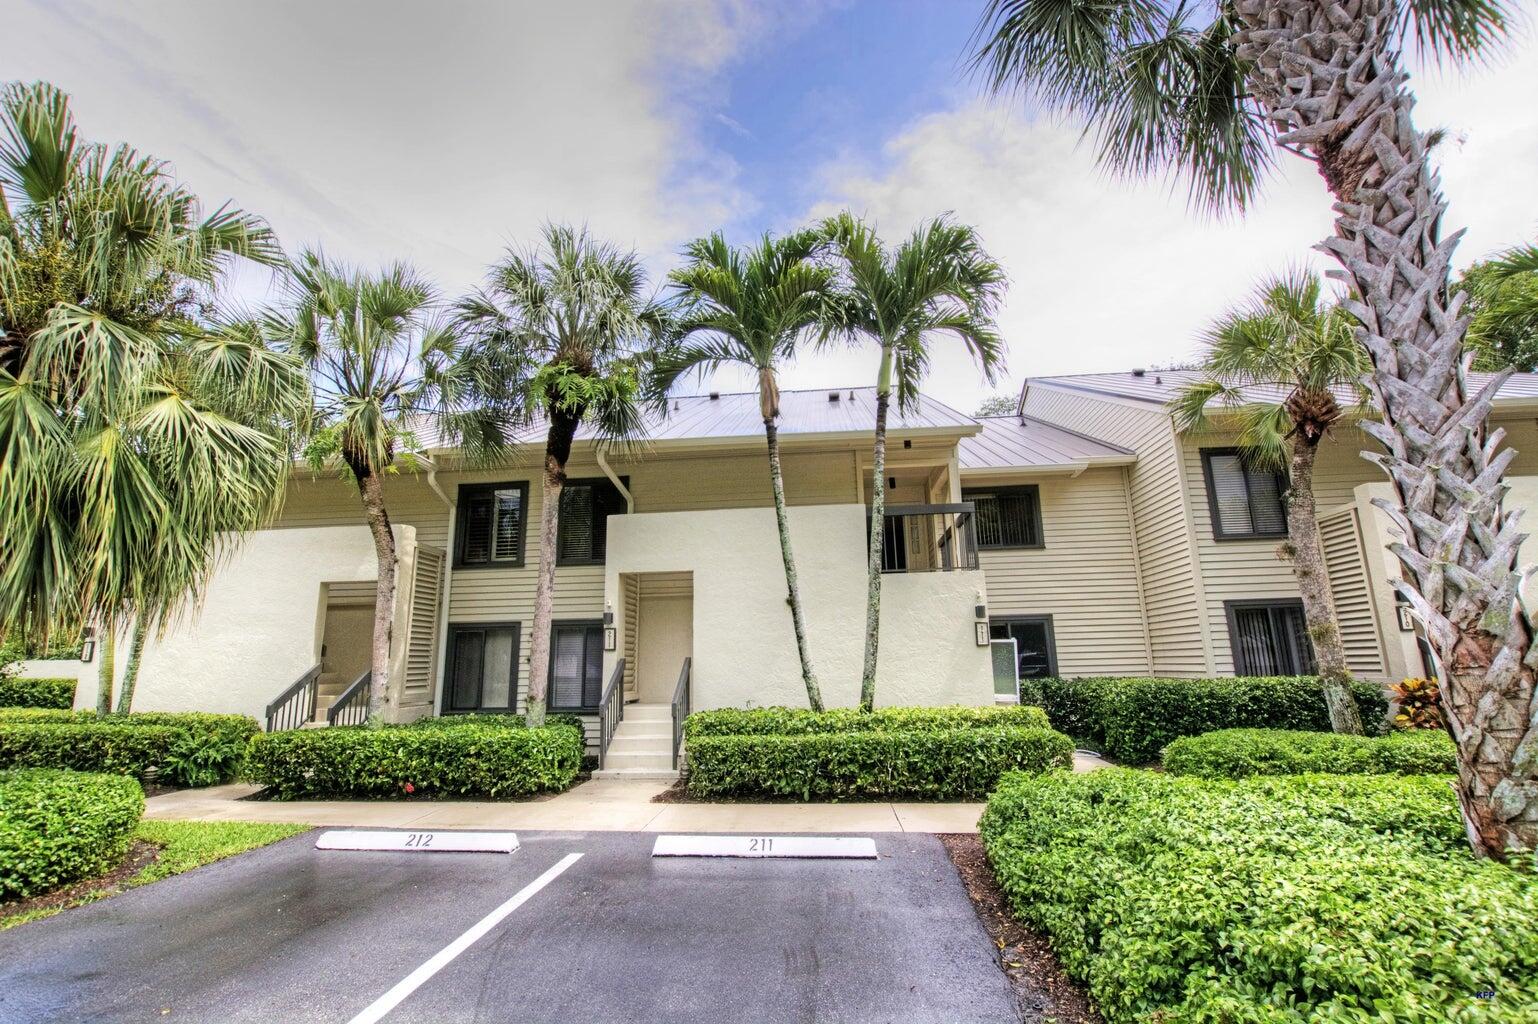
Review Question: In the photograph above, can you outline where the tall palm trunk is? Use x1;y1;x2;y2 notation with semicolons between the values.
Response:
860;347;894;712
764;414;824;711
525;408;580;728
1285;434;1363;734
95;625;115;716
356;465;397;726
114;618;148;715
1234;2;1536;856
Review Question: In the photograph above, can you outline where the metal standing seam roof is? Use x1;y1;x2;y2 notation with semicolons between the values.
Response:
1025;368;1538;409
959;415;1135;471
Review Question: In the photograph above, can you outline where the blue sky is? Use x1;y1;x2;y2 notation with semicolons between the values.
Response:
6;0;1537;408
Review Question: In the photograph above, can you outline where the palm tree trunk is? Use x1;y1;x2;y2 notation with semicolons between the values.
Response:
95;625;115;716
860;347;894;712
114;618;147;715
1285;435;1363;734
357;467;397;727
765;416;824;711
1233;1;1537;856
525;409;580;728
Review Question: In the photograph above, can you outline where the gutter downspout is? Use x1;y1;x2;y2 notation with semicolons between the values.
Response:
425;461;456;717
596;447;633;513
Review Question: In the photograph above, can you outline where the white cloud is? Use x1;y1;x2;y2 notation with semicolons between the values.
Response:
4;0;771;301
774;42;1538;412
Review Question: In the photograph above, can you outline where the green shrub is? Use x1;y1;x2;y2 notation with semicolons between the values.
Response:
407;712;587;741
244;722;583;799
1038;676;1389;763
980;769;1538;1024
684;703;1049;739
0;677;75;710
1162;727;1457;779
685;726;1073;801
0;769;145;899
0;710;257;787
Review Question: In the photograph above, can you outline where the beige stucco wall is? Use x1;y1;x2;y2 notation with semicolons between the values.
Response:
110;525;410;722
603;503;993;711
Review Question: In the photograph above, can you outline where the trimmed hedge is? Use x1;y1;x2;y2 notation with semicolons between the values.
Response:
407;712;587;740
980;769;1538;1024
1162;727;1457;779
0;711;258;787
0;677;75;710
244;721;583;799
1035;675;1389;764
685;726;1073;801
0;769;145;899
684;704;1050;739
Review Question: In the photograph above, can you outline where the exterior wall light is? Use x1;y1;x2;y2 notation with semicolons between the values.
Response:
974;597;989;646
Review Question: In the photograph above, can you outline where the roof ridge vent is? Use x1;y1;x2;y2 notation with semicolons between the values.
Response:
828;391;840;402
708;391;720;400
1131;368;1146;377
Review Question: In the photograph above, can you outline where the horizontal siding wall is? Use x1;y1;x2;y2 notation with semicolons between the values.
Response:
1182;426;1390;676
974;466;1149;676
1023;387;1204;675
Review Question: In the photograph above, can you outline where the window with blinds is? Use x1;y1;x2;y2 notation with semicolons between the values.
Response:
455;482;529;567
549;622;604;710
445;624;519;713
1200;450;1288;540
557;478;627;566
961;485;1043;549
1225;601;1316;675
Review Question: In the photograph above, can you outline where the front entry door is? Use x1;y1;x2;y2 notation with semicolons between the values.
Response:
636;592;693;703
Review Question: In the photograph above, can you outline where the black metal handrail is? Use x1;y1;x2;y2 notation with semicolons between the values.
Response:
878;502;978;573
265;664;320;732
326;670;370;727
597;657;626;769
670;657;692;771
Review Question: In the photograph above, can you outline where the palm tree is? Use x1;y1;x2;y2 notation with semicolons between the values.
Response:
0;81;302;713
1171;271;1370;734
1460;242;1538;372
819;212;1006;712
971;1;1534;858
271;250;486;725
654;230;836;711
456;225;667;727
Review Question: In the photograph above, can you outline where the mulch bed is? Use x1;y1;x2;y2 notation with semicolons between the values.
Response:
940;833;1102;1024
0;840;161;924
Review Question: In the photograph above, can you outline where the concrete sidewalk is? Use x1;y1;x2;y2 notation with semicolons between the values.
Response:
144;751;1108;833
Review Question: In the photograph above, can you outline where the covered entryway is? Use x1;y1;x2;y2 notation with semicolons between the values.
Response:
603;572;693;778
317;581;375;722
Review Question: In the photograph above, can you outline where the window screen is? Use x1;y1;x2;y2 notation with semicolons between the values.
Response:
988;617;1057;678
456;482;528;567
1202;451;1287;539
1228;602;1316;675
963;486;1042;548
445;624;519;713
549;622;604;710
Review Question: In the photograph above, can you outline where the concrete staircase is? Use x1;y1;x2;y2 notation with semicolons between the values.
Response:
592;702;678;780
301;672;351;727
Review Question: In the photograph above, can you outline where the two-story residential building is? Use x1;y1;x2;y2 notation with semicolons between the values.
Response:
105;372;1538;773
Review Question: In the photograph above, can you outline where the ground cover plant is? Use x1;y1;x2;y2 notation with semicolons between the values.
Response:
0;769;144;900
980;769;1538;1023
245;718;583;799
683;704;1069;800
1035;676;1388;763
1161;727;1456;779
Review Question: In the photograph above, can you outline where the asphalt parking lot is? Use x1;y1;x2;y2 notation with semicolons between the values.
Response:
0;830;1018;1024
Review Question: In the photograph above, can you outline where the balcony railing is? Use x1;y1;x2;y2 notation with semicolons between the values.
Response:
877;502;978;573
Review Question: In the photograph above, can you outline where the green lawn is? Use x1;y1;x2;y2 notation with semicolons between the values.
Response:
1;820;310;929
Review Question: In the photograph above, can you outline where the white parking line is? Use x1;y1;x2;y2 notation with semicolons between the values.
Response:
347;852;583;1024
